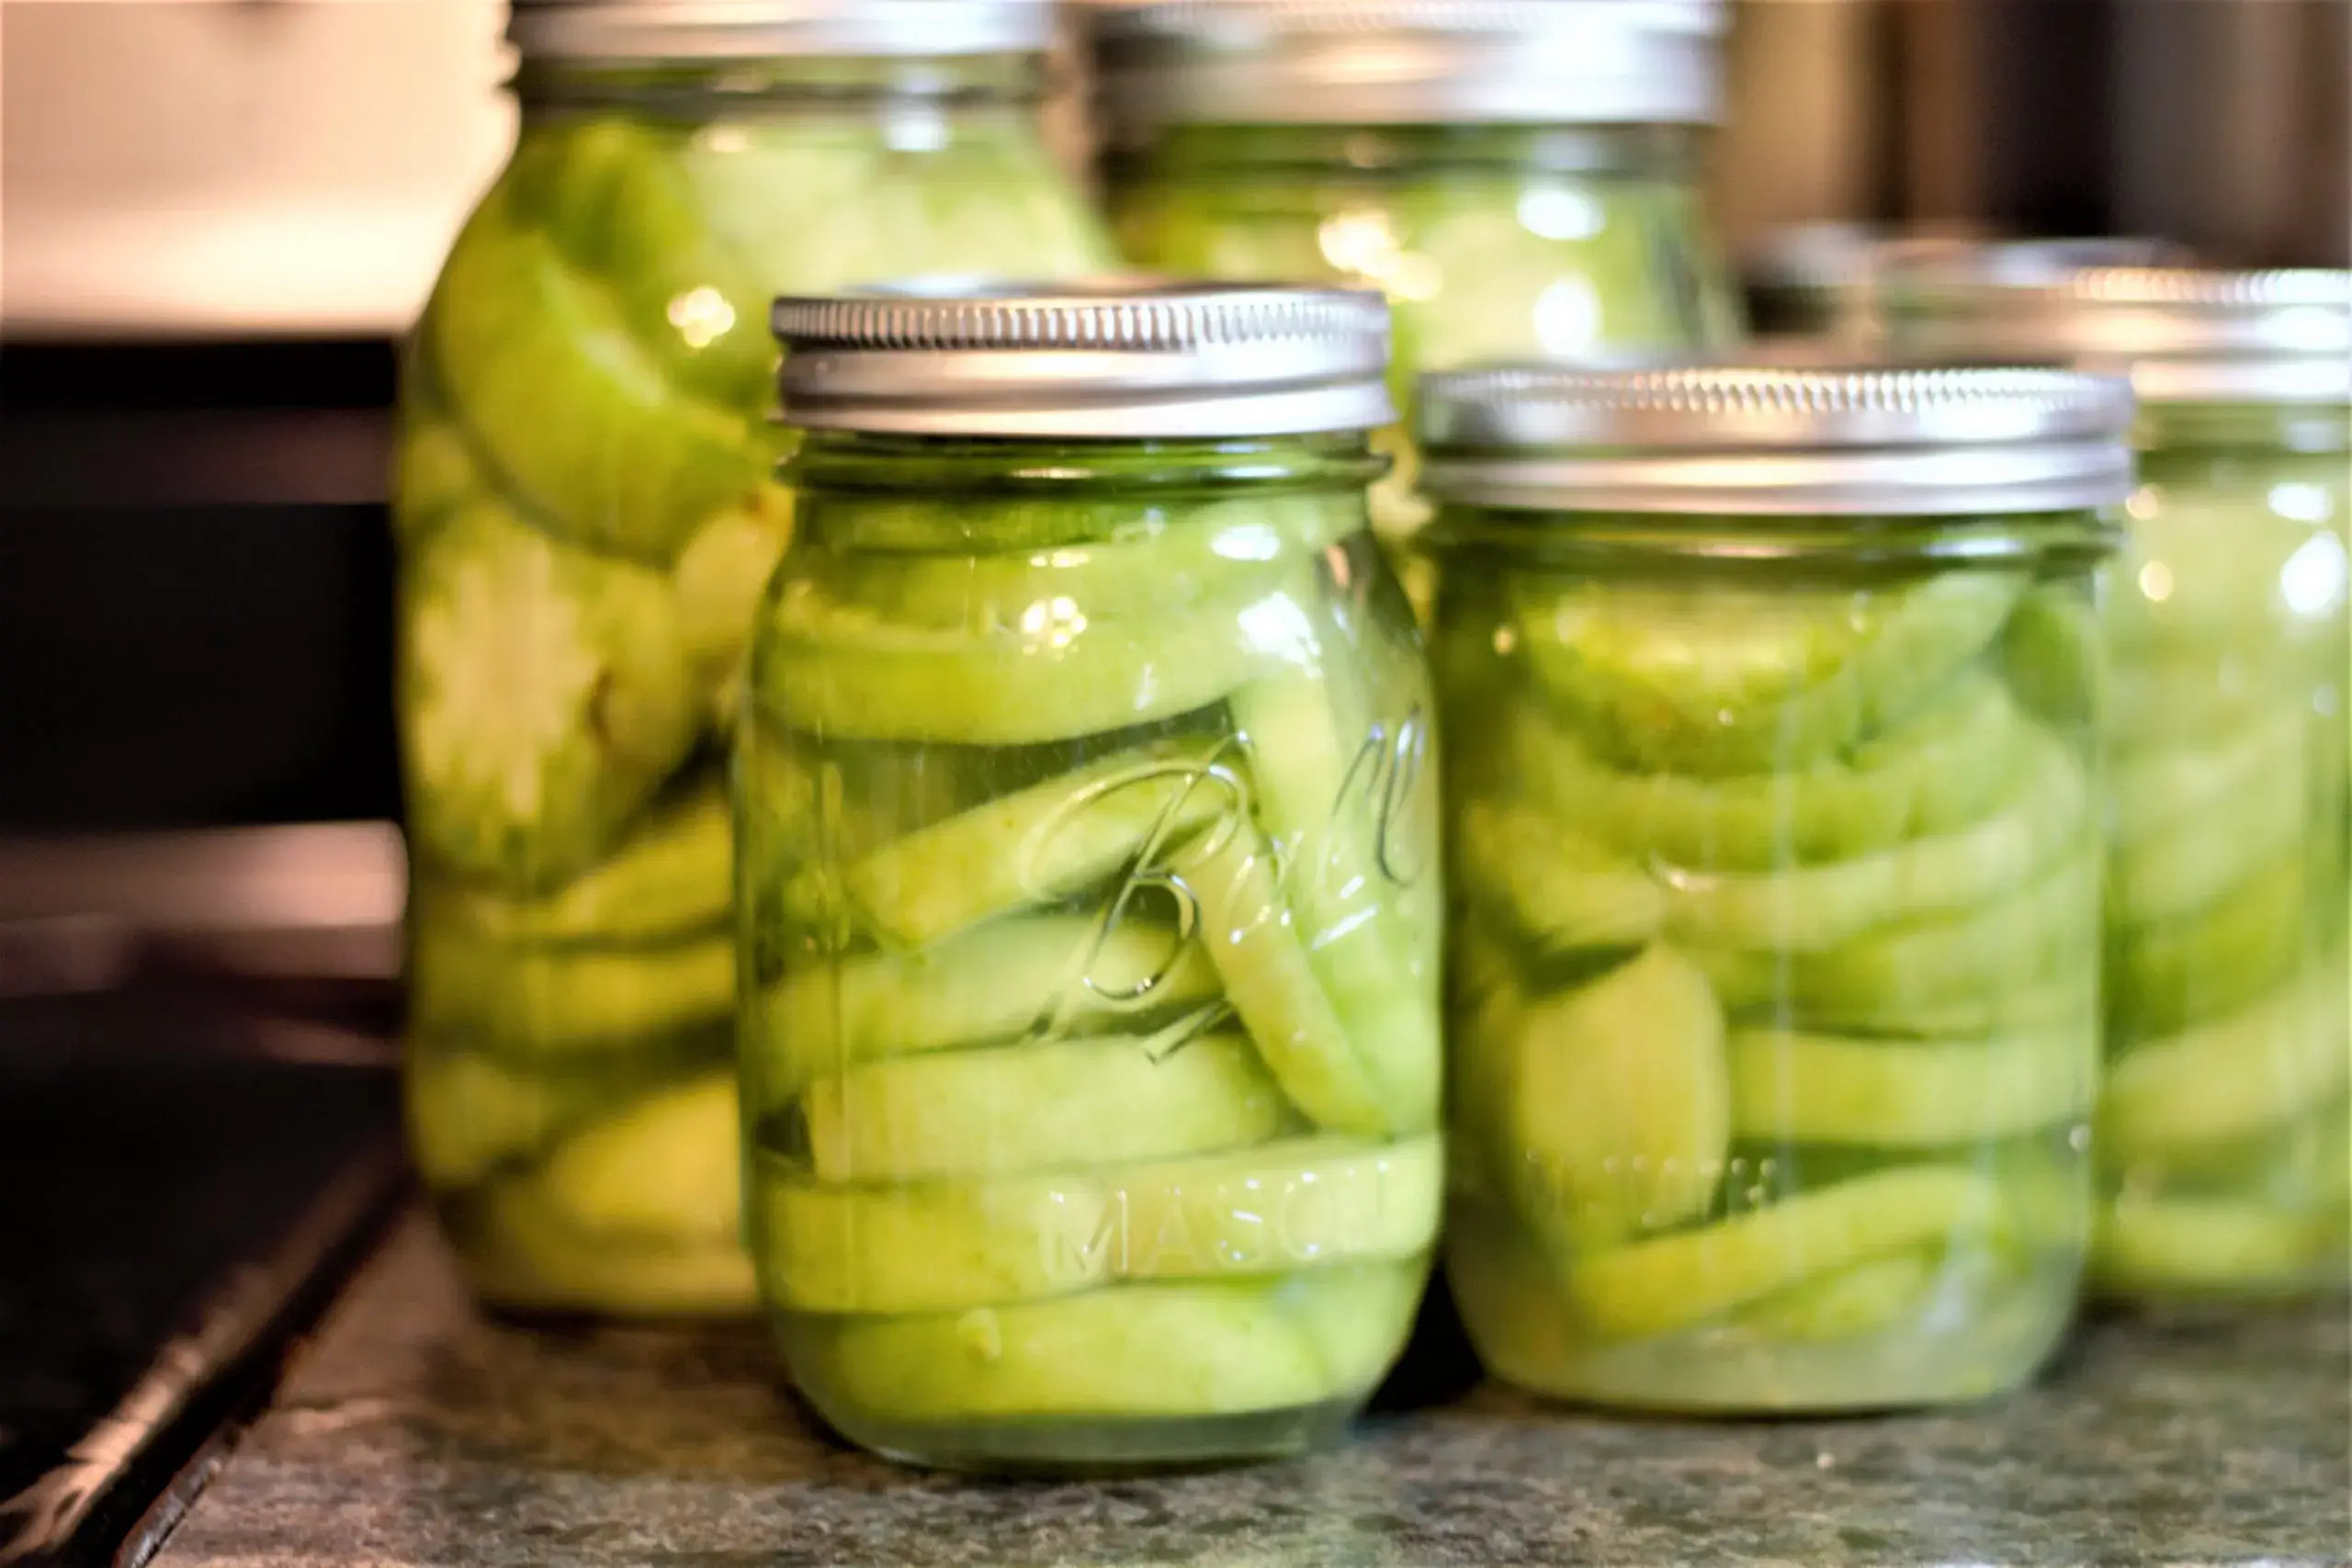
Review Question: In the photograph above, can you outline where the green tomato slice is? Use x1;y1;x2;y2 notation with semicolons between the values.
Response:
1694;847;2099;1021
746;913;1218;1098
1510;671;2033;872
2092;1190;2347;1295
398;493;703;892
2107;755;2307;929
2109;706;2306;849
1561;1164;2009;1340
756;1134;1438;1315
1726;1021;2096;1147
531;1073;743;1245
405;1033;721;1190
1731;1247;1943;1341
751;566;1292;746
1512;570;2026;776
1659;727;2088;953
467;1175;755;1316
792;1262;1421;1424
2098;963;2351;1162
421;780;731;948
427;187;768;564
799;1032;1287;1185
408;916;734;1058
2108;848;2313;1043
788;740;1238;946
1501;944;1731;1248
1454;795;1666;958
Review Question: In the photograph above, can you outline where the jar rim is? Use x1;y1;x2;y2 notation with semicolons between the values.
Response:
772;279;1397;439
508;0;1056;64
1091;0;1725;130
1416;361;2138;516
1882;252;2352;407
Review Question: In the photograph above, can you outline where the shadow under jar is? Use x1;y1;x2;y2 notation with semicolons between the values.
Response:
1089;0;1742;579
741;283;1442;1472
1418;362;2136;1412
1884;259;2352;1302
391;0;1110;1317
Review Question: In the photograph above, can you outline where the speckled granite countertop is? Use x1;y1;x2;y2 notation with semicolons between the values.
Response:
148;1213;2349;1568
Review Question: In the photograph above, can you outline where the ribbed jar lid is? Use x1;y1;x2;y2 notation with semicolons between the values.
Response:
771;280;1396;438
509;0;1056;63
1417;361;2137;514
1091;0;1726;129
1881;248;2352;405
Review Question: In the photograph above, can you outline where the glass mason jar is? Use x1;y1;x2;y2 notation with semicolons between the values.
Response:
741;284;1443;1471
1419;363;2136;1411
1089;1;1741;570
1886;262;2352;1300
393;0;1110;1316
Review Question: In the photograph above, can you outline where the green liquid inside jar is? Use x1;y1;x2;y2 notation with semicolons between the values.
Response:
2091;405;2351;1301
738;433;1442;1470
394;55;1111;1316
1432;508;2111;1411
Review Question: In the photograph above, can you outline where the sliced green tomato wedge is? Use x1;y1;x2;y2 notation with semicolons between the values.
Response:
791;740;1239;946
751;568;1292;746
1660;727;2086;953
756;1134;1439;1314
1787;965;2099;1043
747;914;1218;1096
408;919;734;1058
673;485;795;728
1503;945;1730;1247
1999;581;2102;728
800;1032;1287;1185
814;493;1358;630
1561;1164;2008;1340
467;1177;755;1317
796;1263;1421;1423
427;189;769;564
1510;672;2034;871
534;1073;742;1244
2108;759;2306;929
2109;849;2312;1043
2093;1190;2347;1294
422;782;731;948
503;117;777;411
2109;706;2306;849
2098;964;2351;1162
1695;848;2098;1021
1229;662;1445;1136
1726;1021;2095;1147
406;1035;723;1190
1455;796;1665;957
1512;570;2026;776
1733;1247;1943;1341
1175;813;1434;1136
390;391;481;543
397;493;703;893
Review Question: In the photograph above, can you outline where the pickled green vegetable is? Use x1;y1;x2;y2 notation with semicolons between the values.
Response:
741;445;1441;1466
396;76;1111;1317
1435;537;2101;1411
2088;442;2350;1299
1107;125;1739;579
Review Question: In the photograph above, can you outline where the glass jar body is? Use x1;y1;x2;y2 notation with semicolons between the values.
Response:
1430;509;2109;1411
2093;408;2352;1301
394;60;1111;1316
738;434;1444;1471
1104;125;1742;553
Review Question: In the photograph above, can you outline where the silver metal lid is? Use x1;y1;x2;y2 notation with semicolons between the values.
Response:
1417;362;2137;515
1091;0;1726;129
771;279;1396;438
509;1;1056;63
1882;250;2351;405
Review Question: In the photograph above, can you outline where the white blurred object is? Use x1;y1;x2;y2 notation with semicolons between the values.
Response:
1;0;516;339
